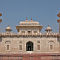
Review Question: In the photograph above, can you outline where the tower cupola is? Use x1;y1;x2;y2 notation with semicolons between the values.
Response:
45;25;52;32
5;25;12;32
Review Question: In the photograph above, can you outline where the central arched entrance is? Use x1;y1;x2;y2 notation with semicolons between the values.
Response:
26;41;33;51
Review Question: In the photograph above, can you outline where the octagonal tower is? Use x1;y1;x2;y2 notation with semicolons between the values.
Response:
57;11;60;33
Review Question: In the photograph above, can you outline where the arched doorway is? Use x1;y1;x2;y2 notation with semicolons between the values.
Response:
26;41;33;51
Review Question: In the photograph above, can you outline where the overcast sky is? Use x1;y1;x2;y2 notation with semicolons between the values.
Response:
0;0;60;33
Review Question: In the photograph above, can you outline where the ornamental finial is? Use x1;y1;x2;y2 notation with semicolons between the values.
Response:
26;17;28;21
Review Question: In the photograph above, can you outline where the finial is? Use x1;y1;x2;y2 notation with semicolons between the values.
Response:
0;13;2;16
59;11;60;13
48;25;49;27
57;11;60;17
31;17;32;21
0;13;2;23
0;19;2;23
26;17;28;21
57;11;60;23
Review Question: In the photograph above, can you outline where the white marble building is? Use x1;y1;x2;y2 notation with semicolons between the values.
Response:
0;17;60;54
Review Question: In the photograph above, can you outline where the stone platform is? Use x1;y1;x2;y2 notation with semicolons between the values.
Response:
0;53;60;60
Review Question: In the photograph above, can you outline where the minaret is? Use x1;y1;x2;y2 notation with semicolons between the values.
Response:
57;11;60;52
57;11;60;33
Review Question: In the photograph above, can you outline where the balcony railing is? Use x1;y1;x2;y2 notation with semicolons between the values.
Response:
0;32;59;37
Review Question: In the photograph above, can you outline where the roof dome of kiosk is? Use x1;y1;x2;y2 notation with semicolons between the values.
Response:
16;19;43;32
45;25;52;31
19;17;40;26
6;25;12;31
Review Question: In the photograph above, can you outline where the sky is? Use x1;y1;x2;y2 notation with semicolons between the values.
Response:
0;0;60;33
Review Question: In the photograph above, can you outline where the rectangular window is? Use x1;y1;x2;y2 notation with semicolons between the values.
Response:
37;45;40;50
19;45;22;50
7;45;9;50
37;41;40;43
50;45;53;50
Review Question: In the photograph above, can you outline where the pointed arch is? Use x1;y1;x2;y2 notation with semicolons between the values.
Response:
26;41;33;51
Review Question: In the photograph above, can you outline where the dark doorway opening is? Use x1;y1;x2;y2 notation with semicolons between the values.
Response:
26;41;33;51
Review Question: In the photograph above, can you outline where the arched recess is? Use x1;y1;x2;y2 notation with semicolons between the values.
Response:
26;41;33;51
